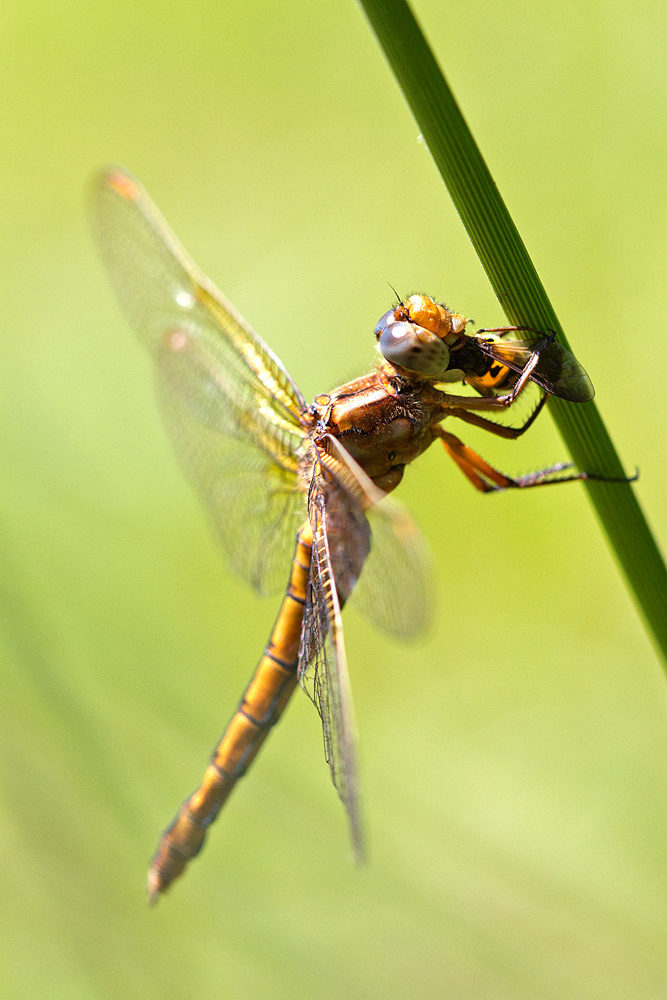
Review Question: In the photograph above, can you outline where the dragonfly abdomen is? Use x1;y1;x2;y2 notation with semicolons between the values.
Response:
147;521;313;903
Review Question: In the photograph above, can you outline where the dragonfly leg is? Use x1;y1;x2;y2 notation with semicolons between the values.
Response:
510;466;639;488
435;428;630;493
446;392;549;439
436;429;515;492
147;519;313;904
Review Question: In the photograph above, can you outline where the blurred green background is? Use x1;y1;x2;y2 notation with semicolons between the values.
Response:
3;1;667;997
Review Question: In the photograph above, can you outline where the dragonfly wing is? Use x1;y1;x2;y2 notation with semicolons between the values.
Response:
297;436;433;855
159;376;308;594
299;451;370;860
478;338;595;402
351;500;434;641
321;436;435;641
92;166;308;594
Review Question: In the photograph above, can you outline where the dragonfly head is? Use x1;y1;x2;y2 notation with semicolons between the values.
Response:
375;295;468;378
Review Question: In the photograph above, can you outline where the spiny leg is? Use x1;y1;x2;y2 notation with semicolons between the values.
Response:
437;429;516;492
446;392;549;440
147;520;313;904
435;428;634;493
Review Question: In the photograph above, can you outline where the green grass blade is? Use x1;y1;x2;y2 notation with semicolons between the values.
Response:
358;0;667;665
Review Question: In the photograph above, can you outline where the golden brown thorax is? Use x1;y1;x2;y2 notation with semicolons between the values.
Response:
306;366;447;494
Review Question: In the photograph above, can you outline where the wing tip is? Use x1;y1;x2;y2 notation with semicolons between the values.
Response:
146;868;162;906
351;835;366;866
96;164;142;203
565;380;595;403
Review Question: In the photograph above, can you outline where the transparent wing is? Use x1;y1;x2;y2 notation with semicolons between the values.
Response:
476;337;595;402
297;438;434;855
298;452;369;860
159;376;308;593
321;436;435;641
92;166;308;594
350;499;434;641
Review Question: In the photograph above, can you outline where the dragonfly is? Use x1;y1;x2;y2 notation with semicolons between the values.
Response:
93;167;606;903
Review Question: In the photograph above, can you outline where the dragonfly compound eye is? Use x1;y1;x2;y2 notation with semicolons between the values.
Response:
374;309;397;340
379;320;450;376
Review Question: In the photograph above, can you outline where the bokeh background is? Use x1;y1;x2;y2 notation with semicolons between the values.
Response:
3;1;667;997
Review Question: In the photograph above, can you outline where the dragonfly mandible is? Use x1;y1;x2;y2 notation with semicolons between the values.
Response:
93;167;600;903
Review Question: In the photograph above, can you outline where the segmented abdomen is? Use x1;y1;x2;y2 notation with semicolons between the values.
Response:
147;521;313;902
